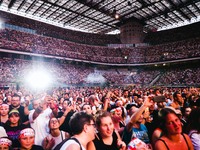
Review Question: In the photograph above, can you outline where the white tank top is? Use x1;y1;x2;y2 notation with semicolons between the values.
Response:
48;131;65;150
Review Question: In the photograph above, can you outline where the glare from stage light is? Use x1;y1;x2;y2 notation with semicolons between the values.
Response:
25;68;52;90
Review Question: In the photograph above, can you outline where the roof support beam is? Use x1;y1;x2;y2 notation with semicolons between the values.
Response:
25;0;37;13
8;0;16;9
17;0;26;11
40;0;118;29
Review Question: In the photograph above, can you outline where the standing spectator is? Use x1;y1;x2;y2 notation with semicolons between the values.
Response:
122;96;153;146
28;93;58;146
3;109;27;149
9;93;29;124
42;117;70;150
57;99;74;135
0;104;9;125
82;104;93;115
187;107;200;150
87;111;126;150
170;91;184;109
60;112;96;150
18;128;44;150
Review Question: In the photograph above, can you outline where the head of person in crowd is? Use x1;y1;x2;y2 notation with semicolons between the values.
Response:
115;100;123;107
96;111;115;137
5;94;12;105
32;99;40;110
173;91;184;106
11;93;21;108
83;96;89;104
7;109;21;126
126;104;139;117
69;111;95;140
92;111;126;149
154;107;194;150
181;106;192;120
101;95;111;111
48;117;60;131
82;104;92;115
111;106;126;123
0;104;9;124
58;97;64;108
0;137;12;150
122;90;129;98
0;93;4;101
76;97;82;105
158;107;182;136
88;95;99;107
18;128;35;150
136;97;144;107
154;89;161;96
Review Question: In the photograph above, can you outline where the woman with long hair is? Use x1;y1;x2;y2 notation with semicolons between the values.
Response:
3;109;27;149
87;111;126;150
42;117;70;150
154;107;193;150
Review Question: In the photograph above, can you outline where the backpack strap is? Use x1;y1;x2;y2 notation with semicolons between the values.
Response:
70;138;83;150
54;137;82;150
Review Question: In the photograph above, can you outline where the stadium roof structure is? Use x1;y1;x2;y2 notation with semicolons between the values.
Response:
0;0;199;34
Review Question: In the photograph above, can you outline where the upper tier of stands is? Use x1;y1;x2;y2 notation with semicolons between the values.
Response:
0;11;121;46
0;28;200;64
1;11;200;46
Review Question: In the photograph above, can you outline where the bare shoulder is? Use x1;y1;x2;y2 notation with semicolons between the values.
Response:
154;138;168;150
65;143;81;150
87;141;96;150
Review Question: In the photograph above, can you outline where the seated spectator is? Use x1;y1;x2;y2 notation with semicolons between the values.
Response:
18;128;44;150
87;111;126;150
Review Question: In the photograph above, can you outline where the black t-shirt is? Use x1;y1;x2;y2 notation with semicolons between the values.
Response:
57;111;74;135
3;123;27;148
30;145;44;150
93;132;119;150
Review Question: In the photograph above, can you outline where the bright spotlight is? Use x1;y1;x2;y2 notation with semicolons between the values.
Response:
25;68;52;90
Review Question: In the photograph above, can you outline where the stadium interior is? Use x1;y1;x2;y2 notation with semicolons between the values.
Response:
0;0;200;89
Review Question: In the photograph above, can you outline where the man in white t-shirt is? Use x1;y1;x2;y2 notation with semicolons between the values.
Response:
29;93;58;146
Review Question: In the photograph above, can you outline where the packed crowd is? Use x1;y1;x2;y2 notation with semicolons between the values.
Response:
1;57;200;87
1;28;200;64
1;11;200;47
0;85;200;150
0;11;120;46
